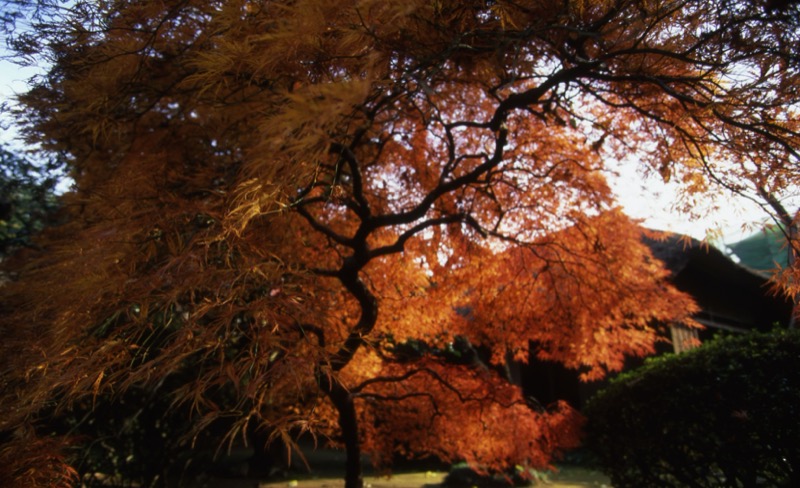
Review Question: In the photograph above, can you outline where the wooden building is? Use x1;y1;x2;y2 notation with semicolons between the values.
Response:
521;232;794;409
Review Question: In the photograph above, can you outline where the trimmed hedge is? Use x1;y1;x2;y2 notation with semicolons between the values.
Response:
584;330;800;487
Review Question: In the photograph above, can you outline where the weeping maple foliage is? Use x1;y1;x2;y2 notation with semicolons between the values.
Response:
1;0;798;487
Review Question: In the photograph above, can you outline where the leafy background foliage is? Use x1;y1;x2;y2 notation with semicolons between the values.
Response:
0;144;61;258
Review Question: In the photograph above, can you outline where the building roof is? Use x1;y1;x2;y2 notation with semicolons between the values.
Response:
727;224;789;275
643;231;792;332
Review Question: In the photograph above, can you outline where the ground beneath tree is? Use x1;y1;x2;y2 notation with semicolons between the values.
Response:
203;467;611;488
199;449;612;488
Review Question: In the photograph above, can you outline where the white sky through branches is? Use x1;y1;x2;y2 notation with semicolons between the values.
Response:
0;56;772;244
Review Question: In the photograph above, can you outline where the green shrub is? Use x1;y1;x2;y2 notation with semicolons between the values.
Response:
584;330;800;487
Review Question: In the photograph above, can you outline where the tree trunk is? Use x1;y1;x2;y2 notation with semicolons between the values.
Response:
321;375;364;488
337;392;363;488
788;214;798;329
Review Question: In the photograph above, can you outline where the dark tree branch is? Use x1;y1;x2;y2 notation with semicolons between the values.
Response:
330;142;371;220
294;204;354;247
369;213;485;259
713;109;800;162
489;65;592;131
371;124;509;230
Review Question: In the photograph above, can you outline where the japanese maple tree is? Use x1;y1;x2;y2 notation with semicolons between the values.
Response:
1;0;798;487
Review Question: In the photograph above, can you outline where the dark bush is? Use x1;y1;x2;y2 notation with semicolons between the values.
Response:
46;388;198;487
584;330;800;487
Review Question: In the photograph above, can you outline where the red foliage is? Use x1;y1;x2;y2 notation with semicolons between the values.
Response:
0;428;78;488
